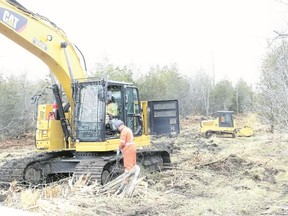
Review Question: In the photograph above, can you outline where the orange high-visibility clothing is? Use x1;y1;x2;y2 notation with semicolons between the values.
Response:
119;126;136;171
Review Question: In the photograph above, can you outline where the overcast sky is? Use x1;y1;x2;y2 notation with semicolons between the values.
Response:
1;0;288;85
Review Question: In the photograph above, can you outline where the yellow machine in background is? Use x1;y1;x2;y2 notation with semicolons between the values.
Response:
199;111;254;138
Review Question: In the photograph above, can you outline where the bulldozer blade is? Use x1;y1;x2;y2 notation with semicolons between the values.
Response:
236;126;253;137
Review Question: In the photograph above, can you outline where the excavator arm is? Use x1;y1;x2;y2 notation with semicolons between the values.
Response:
0;0;86;103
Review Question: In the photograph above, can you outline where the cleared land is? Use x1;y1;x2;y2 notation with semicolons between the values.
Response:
0;115;287;216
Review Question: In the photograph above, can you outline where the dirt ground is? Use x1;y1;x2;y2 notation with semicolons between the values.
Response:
0;114;288;216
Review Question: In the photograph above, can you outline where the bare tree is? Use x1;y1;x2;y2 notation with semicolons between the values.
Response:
257;39;288;132
189;69;213;115
0;72;51;139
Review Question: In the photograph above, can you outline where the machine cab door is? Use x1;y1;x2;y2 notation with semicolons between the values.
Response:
125;87;142;136
148;100;180;135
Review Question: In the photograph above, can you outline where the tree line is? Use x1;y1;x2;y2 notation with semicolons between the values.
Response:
1;38;288;138
90;62;255;117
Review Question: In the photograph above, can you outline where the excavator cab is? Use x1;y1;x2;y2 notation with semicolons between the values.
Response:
73;79;143;142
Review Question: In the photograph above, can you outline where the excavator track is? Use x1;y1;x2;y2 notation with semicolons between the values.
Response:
72;149;172;185
72;157;112;185
137;149;171;171
0;149;171;186
0;152;56;186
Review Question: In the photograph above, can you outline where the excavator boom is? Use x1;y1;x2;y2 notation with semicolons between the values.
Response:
0;0;86;103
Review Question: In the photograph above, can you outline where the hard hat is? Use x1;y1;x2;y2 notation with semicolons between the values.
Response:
113;120;124;129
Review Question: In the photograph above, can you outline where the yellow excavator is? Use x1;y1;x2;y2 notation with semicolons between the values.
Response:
199;111;254;138
0;0;180;185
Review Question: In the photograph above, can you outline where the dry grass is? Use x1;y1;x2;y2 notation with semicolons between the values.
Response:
0;113;288;215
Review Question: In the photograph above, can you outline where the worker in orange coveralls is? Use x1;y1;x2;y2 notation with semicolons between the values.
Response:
113;120;136;172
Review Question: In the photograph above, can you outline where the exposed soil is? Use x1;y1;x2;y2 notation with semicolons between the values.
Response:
0;114;288;216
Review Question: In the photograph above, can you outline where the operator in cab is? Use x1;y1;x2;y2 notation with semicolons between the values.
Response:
106;96;118;118
106;92;118;132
